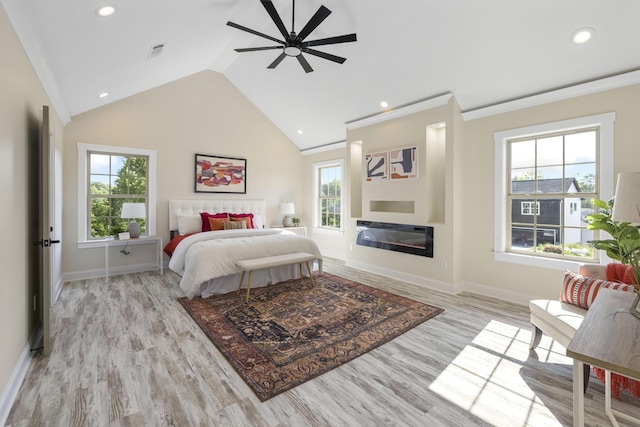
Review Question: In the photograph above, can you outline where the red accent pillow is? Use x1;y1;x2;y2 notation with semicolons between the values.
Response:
560;270;635;309
606;263;637;285
163;234;192;257
229;213;254;229
199;212;228;232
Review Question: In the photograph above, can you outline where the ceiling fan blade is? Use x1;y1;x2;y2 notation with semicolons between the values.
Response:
267;52;287;69
304;48;347;64
296;5;331;41
227;21;284;45
305;33;357;47
297;54;314;73
235;46;282;52
261;0;291;41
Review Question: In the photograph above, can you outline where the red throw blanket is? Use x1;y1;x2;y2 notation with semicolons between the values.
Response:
593;264;640;399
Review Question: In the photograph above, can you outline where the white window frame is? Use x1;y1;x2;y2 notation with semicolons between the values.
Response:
493;112;615;270
313;158;344;234
521;201;540;216
77;143;157;248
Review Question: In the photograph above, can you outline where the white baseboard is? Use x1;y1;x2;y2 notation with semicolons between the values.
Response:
345;259;464;294
461;280;533;307
62;262;162;283
344;259;531;307
0;327;42;426
320;250;346;261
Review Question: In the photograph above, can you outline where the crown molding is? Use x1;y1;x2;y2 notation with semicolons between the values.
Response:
2;0;71;124
301;141;347;156
462;69;640;121
345;93;453;130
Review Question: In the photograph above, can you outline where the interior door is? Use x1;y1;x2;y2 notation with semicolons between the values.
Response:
39;105;57;356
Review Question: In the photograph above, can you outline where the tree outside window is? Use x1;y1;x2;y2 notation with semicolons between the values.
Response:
89;153;148;238
317;163;342;229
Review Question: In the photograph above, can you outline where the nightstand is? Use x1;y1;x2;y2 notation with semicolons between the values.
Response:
104;235;163;282
270;226;307;237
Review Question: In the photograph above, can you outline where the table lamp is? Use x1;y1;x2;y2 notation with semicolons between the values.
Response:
611;172;640;300
121;202;146;238
280;202;295;227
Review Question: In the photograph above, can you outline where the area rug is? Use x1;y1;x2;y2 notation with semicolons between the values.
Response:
178;272;443;401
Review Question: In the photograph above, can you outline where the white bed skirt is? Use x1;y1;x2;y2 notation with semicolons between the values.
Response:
197;262;320;298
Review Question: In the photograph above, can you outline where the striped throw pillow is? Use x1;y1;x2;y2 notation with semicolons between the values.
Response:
560;270;636;309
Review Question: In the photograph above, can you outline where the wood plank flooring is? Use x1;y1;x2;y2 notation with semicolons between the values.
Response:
6;258;640;426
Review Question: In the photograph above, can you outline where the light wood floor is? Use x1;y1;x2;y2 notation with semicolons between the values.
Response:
6;258;640;426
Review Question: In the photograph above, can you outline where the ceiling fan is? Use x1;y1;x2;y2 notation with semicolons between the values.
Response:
226;0;357;73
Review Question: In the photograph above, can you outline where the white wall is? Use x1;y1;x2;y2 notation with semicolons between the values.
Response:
62;70;303;278
0;3;64;421
462;84;640;301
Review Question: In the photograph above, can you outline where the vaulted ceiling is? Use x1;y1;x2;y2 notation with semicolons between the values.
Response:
4;0;639;150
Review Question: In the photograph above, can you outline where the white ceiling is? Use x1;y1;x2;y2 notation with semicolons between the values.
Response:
4;0;640;150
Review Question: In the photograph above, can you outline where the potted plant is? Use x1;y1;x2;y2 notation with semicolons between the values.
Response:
586;198;640;290
292;217;300;227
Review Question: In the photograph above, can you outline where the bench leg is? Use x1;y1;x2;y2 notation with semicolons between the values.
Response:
530;324;542;350
245;271;253;302
306;261;314;286
236;271;246;296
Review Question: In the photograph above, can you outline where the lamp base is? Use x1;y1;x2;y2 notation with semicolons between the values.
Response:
127;221;141;238
282;216;294;227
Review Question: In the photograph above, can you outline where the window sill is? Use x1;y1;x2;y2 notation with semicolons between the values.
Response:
493;250;603;272
77;236;155;249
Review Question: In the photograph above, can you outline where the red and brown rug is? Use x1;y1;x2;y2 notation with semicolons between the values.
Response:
178;272;443;401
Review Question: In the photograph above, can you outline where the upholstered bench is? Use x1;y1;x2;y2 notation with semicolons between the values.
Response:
529;264;633;392
236;252;316;302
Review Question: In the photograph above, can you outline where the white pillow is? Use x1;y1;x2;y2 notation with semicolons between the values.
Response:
253;215;264;229
177;214;202;235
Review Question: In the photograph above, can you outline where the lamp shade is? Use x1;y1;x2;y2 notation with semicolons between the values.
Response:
280;202;295;215
121;202;146;219
612;172;640;224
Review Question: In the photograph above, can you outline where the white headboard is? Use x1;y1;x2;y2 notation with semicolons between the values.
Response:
169;199;266;231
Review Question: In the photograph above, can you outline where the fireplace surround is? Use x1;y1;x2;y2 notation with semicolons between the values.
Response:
356;220;433;257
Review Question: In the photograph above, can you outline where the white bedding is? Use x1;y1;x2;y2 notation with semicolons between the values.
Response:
169;228;323;298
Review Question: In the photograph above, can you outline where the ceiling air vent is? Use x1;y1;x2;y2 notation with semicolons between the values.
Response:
148;43;165;59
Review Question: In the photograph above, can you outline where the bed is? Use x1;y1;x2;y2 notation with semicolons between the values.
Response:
167;199;323;298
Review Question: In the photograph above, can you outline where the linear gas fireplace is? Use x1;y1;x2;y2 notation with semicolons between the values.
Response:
356;220;433;257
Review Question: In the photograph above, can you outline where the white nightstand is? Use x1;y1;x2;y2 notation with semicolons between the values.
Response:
270;226;307;237
104;235;163;282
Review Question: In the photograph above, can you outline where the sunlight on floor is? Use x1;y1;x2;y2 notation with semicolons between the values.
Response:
429;320;569;427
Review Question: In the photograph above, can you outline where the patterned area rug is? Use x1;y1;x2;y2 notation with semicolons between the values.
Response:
178;272;444;401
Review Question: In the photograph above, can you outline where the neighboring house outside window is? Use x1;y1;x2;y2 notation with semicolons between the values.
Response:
77;143;157;247
520;201;540;216
494;113;615;270
313;159;344;231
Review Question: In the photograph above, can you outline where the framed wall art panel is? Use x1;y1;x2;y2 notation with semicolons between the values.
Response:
390;146;418;180
195;153;246;193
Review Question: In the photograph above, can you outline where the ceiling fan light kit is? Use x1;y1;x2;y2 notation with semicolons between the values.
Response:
227;0;357;73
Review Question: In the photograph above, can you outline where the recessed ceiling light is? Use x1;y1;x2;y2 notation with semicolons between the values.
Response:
96;5;116;17
98;92;109;98
380;101;389;108
572;27;595;44
297;129;303;135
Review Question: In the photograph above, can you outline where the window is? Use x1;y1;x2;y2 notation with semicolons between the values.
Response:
494;113;615;269
521;201;540;216
77;143;157;247
314;159;344;231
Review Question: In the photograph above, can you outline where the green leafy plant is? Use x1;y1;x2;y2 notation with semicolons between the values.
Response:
586;198;640;289
292;217;300;227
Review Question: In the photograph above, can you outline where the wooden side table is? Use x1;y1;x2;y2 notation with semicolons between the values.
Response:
566;288;640;426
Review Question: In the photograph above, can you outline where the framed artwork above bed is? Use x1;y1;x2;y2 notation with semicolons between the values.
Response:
195;153;246;193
